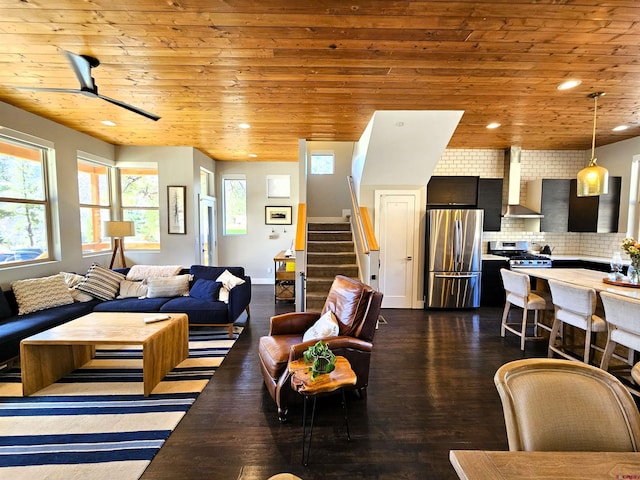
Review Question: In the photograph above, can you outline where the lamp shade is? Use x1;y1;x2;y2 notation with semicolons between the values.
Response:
103;221;135;238
576;162;609;197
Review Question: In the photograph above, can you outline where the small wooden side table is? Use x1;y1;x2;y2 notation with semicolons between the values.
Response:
289;356;357;466
274;250;295;303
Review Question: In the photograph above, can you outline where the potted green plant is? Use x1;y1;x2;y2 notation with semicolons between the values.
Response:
303;340;336;379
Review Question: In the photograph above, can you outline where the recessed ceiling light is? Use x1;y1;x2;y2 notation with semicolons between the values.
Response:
238;123;251;129
248;153;258;158
101;120;116;126
557;79;582;91
486;122;501;129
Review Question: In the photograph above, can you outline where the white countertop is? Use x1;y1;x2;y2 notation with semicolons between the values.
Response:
482;254;629;265
482;254;509;261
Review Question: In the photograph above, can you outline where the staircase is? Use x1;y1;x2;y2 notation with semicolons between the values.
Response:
305;221;359;311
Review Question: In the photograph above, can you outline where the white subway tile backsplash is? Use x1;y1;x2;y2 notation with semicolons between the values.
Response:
437;148;621;259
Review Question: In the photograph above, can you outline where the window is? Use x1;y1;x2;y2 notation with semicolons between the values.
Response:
200;168;214;197
222;176;247;235
0;135;51;265
78;158;112;254
119;166;160;250
310;152;334;175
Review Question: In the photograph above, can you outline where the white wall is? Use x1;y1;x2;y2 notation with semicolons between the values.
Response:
216;161;299;284
306;141;354;218
593;136;640;235
0;101;115;289
115;145;215;267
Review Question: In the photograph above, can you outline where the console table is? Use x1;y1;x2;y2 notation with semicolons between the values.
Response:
274;250;295;303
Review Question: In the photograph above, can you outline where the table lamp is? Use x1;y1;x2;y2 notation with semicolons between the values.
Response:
103;220;135;269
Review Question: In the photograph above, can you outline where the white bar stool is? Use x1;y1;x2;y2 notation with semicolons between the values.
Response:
500;268;553;351
600;292;640;374
547;279;607;364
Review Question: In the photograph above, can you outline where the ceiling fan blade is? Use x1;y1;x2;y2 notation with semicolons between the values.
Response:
62;49;96;91
97;94;161;121
15;86;84;94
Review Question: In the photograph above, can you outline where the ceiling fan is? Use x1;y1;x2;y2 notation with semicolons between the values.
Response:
15;49;161;121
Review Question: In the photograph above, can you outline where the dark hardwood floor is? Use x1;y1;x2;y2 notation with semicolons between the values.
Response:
140;285;550;480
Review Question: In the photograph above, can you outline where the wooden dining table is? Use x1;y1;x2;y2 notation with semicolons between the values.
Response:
449;450;640;480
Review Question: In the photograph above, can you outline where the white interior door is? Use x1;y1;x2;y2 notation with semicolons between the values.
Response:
376;190;420;308
199;195;217;266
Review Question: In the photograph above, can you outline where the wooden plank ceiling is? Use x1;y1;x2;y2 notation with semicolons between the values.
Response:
0;0;639;162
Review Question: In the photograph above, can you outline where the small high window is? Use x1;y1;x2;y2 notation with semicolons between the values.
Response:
310;152;335;175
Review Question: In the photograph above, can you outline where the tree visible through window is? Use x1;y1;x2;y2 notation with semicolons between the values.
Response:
120;166;160;249
223;176;247;235
0;136;50;265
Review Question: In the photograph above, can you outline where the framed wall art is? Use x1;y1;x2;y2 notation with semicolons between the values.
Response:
266;174;291;198
265;205;292;225
168;185;187;234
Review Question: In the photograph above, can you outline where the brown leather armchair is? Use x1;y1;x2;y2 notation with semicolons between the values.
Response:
258;275;383;420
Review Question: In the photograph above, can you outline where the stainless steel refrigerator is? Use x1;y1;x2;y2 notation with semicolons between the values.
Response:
425;209;483;308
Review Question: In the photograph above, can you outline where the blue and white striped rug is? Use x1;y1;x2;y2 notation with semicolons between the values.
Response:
0;326;242;479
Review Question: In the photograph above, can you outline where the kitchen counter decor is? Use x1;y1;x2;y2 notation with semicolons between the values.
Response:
602;277;640;288
621;237;640;284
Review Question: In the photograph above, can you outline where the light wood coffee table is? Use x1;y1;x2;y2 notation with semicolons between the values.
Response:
20;312;189;397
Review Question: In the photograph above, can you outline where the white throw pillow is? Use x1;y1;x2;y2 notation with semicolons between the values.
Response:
60;271;85;288
11;274;74;315
146;274;190;298
126;264;183;281
215;269;246;303
117;280;149;299
60;272;94;302
302;310;340;343
69;288;94;303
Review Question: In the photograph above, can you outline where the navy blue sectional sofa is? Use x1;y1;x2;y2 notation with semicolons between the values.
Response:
0;265;251;365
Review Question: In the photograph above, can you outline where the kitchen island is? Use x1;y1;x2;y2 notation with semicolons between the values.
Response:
515;267;640;300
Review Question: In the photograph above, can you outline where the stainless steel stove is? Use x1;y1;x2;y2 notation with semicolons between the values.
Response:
488;241;552;268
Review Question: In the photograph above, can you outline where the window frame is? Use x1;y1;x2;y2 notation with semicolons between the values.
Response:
222;174;247;236
310;151;335;175
0;130;54;267
77;156;113;255
118;165;161;250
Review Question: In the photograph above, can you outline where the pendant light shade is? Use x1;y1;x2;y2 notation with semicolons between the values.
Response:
577;92;609;197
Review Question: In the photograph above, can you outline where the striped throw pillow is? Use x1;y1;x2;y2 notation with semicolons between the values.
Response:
11;274;74;315
77;264;125;301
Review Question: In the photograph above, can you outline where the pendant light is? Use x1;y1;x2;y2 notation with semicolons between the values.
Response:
577;92;609;197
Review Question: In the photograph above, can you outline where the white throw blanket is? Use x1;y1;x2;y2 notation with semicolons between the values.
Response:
125;265;183;281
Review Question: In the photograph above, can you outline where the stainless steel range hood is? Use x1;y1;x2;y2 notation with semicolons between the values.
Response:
503;146;544;218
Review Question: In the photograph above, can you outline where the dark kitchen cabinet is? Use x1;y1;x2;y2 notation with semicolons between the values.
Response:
568;176;621;233
540;179;571;232
427;176;479;207
481;259;508;306
526;179;570;232
477;178;503;231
